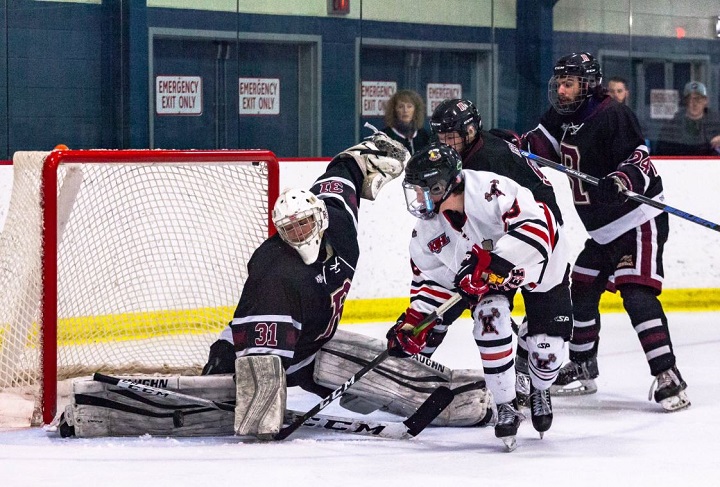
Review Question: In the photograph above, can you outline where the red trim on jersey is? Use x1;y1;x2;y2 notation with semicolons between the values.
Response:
540;203;557;248
520;222;551;247
410;286;453;300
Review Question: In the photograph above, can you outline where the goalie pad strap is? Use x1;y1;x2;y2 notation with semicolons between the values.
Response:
314;329;493;426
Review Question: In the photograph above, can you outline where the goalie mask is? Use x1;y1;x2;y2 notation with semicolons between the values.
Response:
548;52;602;115
272;188;329;264
403;142;463;220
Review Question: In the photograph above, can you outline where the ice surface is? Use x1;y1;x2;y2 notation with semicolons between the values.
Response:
0;312;716;486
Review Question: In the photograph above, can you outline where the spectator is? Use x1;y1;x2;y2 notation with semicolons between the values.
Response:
382;89;431;154
655;81;720;156
607;76;629;104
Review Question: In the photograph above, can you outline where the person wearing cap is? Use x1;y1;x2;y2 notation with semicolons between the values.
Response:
655;81;720;156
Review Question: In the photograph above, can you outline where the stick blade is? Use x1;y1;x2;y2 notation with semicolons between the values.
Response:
402;386;454;437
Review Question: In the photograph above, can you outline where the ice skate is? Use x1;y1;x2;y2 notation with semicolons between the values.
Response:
515;356;531;408
549;357;599;396
649;365;690;412
494;400;524;452
529;385;553;438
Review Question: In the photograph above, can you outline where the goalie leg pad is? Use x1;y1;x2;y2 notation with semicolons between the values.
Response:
234;355;287;439
61;375;237;438
314;329;492;426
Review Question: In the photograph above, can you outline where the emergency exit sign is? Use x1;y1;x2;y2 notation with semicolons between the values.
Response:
155;76;202;115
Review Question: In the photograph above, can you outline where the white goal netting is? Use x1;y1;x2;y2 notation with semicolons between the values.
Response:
0;150;277;426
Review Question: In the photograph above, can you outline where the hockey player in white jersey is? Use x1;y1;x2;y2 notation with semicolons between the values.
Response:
386;142;573;450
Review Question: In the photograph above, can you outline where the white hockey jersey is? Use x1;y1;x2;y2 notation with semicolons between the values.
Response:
408;170;569;314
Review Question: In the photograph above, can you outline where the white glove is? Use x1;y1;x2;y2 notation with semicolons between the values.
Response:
339;132;409;200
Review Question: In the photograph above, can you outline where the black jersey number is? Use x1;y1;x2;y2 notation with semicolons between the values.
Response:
560;143;590;205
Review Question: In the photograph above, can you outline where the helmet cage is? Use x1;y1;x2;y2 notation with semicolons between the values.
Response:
548;52;602;115
272;189;329;264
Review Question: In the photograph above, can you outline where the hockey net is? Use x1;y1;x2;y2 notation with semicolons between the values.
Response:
0;149;279;427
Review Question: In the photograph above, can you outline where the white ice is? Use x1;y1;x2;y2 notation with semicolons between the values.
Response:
1;311;716;486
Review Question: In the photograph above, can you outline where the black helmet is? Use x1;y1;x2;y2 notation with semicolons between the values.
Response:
403;142;463;219
429;99;482;137
549;52;603;114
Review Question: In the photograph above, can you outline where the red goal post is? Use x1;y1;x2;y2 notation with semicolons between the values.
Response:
0;149;279;426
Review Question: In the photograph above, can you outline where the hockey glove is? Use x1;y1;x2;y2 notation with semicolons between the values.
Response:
386;308;436;357
339;133;409;201
596;170;632;206
454;245;493;304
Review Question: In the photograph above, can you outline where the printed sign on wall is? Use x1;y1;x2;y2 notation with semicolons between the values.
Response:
361;81;397;117
426;83;462;116
155;76;202;115
650;89;680;120
239;78;280;115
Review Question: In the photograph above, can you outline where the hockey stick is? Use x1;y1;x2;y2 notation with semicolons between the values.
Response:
91;372;453;440
274;292;463;440
520;149;720;233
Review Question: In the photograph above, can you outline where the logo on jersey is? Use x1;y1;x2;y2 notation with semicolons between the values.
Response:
427;233;450;254
318;180;344;194
618;254;635;269
484;179;505;201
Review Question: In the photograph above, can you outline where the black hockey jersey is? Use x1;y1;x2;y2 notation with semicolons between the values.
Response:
462;130;563;225
227;155;362;386
524;96;664;244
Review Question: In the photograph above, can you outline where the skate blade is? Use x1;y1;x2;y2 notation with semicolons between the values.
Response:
501;436;517;452
550;379;597;396
660;391;691;412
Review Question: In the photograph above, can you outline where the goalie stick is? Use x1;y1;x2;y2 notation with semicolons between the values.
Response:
274;292;463;440
91;373;454;440
519;149;720;233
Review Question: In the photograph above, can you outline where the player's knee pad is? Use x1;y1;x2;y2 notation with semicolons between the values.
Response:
235;355;287;439
314;329;493;426
526;333;565;390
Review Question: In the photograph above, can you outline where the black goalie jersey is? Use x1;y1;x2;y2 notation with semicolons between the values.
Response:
524;95;664;244
221;155;363;387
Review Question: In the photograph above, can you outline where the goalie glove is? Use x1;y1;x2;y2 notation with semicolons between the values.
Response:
339;131;410;201
386;308;438;357
596;170;632;206
454;245;495;304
